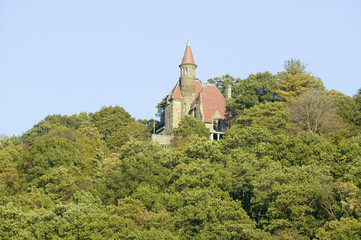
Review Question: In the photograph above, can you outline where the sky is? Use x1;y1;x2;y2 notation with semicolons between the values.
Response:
1;0;361;136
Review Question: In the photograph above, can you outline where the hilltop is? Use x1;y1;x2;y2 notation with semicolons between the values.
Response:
1;60;361;239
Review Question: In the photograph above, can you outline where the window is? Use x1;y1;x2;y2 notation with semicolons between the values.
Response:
213;120;218;131
213;119;225;132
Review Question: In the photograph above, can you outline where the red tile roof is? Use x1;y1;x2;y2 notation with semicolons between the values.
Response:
195;81;203;98
181;45;195;65
201;85;226;123
168;81;226;124
168;82;181;100
190;97;199;109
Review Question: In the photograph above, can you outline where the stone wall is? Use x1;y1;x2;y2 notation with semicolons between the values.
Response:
172;100;182;131
164;99;182;135
151;134;173;146
205;122;213;132
180;63;196;116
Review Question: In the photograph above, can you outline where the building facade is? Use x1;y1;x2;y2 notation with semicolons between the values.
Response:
158;42;228;140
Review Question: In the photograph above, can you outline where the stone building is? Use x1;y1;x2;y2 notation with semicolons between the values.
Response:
154;42;229;142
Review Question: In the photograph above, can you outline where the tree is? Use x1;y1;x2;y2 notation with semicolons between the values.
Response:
106;121;150;150
90;106;133;140
251;163;334;238
222;125;277;151
156;97;167;119
327;90;361;127
138;119;158;134
43;113;90;130
316;217;361;240
207;74;241;96
235;102;291;134
289;90;342;134
170;116;210;149
226;72;278;118
94;141;170;204
355;88;361;126
173;189;271;239
0;143;23;194
172;116;209;138
20;119;58;145
90;106;150;149
275;59;324;101
21;113;95;145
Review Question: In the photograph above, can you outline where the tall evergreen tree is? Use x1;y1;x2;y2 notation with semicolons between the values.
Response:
275;58;324;101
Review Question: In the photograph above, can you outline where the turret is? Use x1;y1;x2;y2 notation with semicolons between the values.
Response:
179;41;197;115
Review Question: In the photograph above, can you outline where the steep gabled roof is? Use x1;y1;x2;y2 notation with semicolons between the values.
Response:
201;85;226;123
168;82;181;100
169;80;203;103
195;81;203;98
190;96;199;110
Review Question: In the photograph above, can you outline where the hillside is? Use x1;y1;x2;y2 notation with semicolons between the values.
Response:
1;61;361;239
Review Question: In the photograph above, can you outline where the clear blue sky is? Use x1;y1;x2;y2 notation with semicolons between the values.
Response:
1;0;360;136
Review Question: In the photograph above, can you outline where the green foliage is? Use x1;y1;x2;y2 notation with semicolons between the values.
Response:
226;71;278;117
171;116;210;148
207;74;241;96
275;58;324;101
316;217;361;240
173;116;209;138
90;106;132;138
222;125;279;152
138;118;158;134
2;78;361;238
173;189;264;239
0;142;23;194
44;112;91;129
253;164;334;237
328;90;361;126
94;141;170;204
21;112;95;145
156;97;167;119
90;106;150;150
235;102;291;134
184;137;225;163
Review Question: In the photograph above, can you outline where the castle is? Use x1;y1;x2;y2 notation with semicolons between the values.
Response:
153;42;229;145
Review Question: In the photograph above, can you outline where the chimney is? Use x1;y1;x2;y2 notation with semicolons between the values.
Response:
226;85;232;100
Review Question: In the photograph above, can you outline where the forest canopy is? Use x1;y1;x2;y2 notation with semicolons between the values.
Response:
1;59;361;239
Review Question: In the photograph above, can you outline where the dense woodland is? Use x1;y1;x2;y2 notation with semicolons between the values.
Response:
1;59;361;239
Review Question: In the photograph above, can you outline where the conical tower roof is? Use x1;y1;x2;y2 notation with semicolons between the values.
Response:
181;41;195;65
